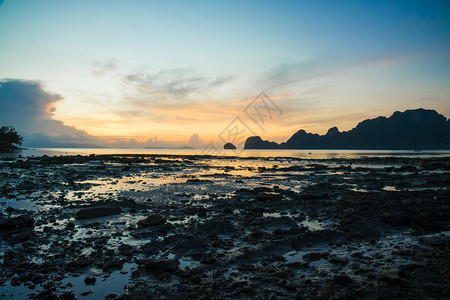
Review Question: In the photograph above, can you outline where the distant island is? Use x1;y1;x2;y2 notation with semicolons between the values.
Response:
245;108;450;150
224;143;236;149
144;146;195;150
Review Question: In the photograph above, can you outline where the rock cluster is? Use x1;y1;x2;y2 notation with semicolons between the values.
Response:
0;154;449;298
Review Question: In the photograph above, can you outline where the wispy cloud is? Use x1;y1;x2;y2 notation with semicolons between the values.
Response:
256;59;339;91
91;59;119;77
30;53;433;147
123;68;233;98
86;61;240;124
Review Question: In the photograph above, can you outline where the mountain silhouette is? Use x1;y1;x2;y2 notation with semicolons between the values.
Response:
244;109;450;150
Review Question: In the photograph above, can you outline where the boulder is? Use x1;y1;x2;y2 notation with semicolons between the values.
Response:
380;268;408;284
75;203;121;219
136;258;179;273
302;251;328;262
84;276;96;286
138;214;166;227
0;215;34;231
200;219;236;235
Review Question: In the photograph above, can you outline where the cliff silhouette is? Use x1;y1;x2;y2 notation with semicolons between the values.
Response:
244;109;450;150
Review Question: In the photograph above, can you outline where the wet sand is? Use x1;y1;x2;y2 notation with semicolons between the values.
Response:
0;154;449;299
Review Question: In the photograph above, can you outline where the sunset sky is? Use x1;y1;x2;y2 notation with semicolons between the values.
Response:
0;0;449;148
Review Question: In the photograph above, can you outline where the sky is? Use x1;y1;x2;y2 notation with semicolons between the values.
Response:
0;0;449;148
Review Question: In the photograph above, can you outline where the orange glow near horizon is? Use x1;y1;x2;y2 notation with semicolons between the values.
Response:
53;90;450;147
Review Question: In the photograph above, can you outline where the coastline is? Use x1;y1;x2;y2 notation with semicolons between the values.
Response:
6;147;450;159
0;153;449;298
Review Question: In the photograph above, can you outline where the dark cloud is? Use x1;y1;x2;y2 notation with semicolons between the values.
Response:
0;79;101;147
0;79;198;148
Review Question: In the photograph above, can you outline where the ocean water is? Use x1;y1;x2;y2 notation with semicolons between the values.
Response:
5;148;450;159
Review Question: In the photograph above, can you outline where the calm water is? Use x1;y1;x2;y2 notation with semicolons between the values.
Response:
5;148;450;159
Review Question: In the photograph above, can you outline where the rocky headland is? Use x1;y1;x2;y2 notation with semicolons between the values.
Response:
245;108;450;150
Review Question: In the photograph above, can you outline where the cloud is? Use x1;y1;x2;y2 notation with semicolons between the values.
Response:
85;62;240;127
256;60;336;91
101;136;172;148
123;68;233;98
187;133;204;148
91;60;119;77
0;79;101;147
96;66;240;125
0;79;198;148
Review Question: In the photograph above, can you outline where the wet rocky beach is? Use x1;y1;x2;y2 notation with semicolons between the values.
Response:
0;153;449;299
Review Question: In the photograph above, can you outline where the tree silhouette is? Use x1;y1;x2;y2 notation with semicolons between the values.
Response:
0;126;23;147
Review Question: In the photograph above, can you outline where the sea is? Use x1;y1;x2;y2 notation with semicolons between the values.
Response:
4;148;450;159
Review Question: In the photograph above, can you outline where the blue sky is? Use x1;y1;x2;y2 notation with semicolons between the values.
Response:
0;0;449;147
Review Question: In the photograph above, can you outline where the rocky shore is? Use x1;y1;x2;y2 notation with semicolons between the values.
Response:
0;154;449;299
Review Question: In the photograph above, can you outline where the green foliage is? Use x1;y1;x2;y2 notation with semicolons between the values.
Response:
0;126;23;147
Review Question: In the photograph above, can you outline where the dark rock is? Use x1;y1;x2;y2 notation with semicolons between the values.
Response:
419;236;447;246
131;269;141;278
0;215;34;231
200;254;217;265
13;261;30;270
328;255;348;265
251;230;264;238
292;230;341;250
136;258;179;273
118;244;133;252
186;178;212;183
286;261;303;268
224;143;236;149
340;218;383;240
72;256;94;267
354;287;368;297
302;251;328;262
256;192;271;201
262;216;299;231
35;290;57;300
58;291;75;300
138;214;166;227
199;219;236;235
383;213;411;227
334;274;353;285
380;268;408;284
75;203;121;219
80;289;93;296
157;234;210;257
31;273;45;284
105;293;120;299
102;258;123;271
84;276;96;286
9;231;33;243
235;239;292;263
